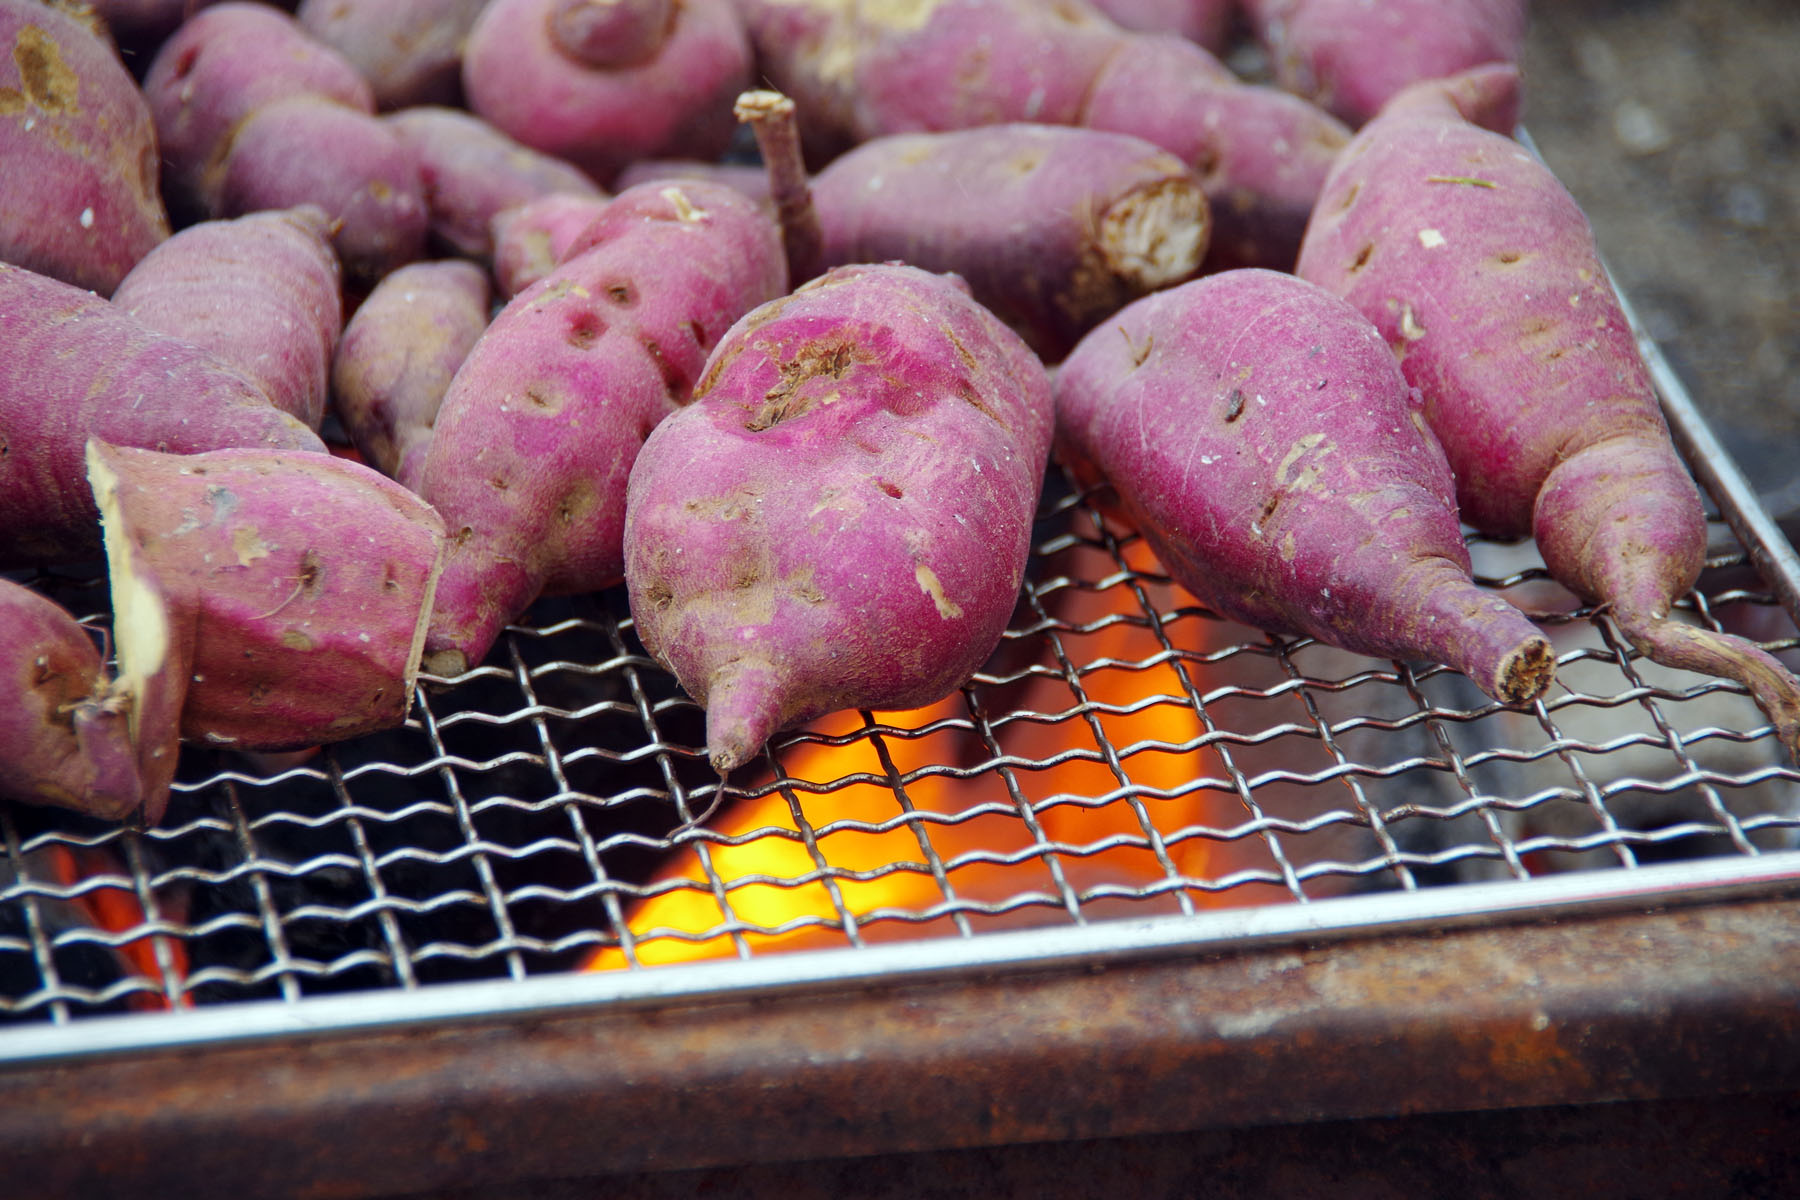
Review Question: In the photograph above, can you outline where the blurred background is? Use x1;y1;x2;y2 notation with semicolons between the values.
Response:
1521;0;1799;521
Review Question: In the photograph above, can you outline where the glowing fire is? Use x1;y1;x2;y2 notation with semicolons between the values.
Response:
44;843;189;1011
586;535;1277;970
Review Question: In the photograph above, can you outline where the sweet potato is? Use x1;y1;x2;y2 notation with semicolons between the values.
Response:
1295;66;1800;753
0;260;326;568
688;94;1207;359
295;0;488;109
218;95;428;282
1244;0;1528;127
609;159;772;205
89;441;448;751
332;259;492;490
460;0;752;185
383;106;605;260
625;262;1056;773
735;0;1349;270
730;90;823;286
550;0;674;66
1055;267;1555;706
1086;0;1235;51
0;577;144;822
1;0;170;295
488;191;615;298
83;0;205;48
808;122;1212;360
144;3;372;207
416;180;788;675
110;206;343;431
142;3;428;279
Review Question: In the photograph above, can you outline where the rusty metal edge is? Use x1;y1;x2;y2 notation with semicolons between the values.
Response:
3;888;1798;1199
4;850;1800;1071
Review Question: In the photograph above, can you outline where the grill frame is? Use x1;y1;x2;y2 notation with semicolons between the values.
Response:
4;848;1799;1068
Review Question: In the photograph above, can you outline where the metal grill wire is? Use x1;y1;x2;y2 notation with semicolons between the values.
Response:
3;459;1799;1022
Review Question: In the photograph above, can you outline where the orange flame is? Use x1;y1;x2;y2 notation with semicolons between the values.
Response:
586;535;1281;970
45;843;189;1011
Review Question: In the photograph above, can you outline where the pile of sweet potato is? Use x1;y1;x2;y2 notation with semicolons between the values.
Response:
4;0;1795;828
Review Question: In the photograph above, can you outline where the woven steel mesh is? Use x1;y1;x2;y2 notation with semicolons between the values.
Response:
4;464;1798;1023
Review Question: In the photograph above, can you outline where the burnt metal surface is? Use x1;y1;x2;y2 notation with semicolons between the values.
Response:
413;1090;1800;1200
5;893;1800;1198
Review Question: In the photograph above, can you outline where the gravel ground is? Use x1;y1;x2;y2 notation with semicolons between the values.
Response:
1520;0;1800;516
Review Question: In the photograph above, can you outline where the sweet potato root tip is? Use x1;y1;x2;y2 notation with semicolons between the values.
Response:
1617;617;1800;762
703;658;783;774
1532;436;1800;758
67;695;146;823
1495;635;1557;706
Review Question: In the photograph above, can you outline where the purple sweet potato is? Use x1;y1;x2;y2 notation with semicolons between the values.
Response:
1295;66;1800;752
332;259;493;490
83;0;207;48
1;0;170;295
461;0;752;185
384;106;605;260
550;0;674;66
111;206;343;430
625;262;1057;773
143;2;373;211
808;122;1211;360
717;92;1207;359
1086;0;1236;51
489;191;615;298
142;3;428;279
609;159;772;206
89;440;448;751
416;180;788;675
0;577;143;822
216;94;429;281
735;0;1349;270
1244;0;1528;127
0;260;327;568
295;0;488;109
1055;267;1555;706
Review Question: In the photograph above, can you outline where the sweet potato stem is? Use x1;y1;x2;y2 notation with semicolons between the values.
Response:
734;89;822;285
1613;612;1800;756
704;657;783;774
1533;438;1800;761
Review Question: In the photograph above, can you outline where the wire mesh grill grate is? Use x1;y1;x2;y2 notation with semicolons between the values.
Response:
5;458;1799;1026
